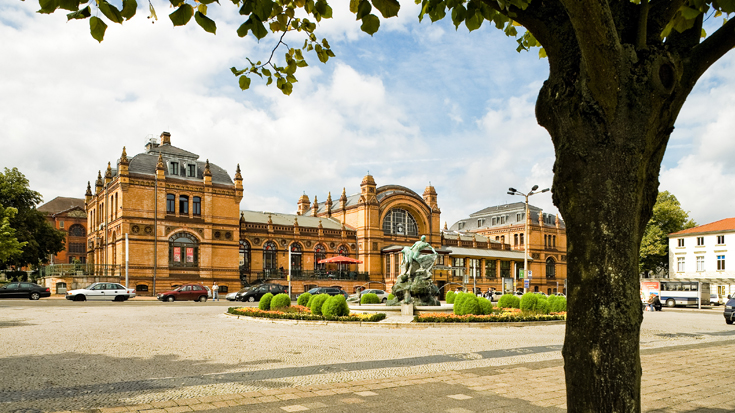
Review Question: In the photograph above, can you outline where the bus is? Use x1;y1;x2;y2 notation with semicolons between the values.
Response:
640;280;710;308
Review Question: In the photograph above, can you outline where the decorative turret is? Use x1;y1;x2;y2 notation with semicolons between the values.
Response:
423;183;439;211
293;216;300;235
95;171;103;194
267;214;274;233
556;214;560;228
104;162;112;185
234;163;243;202
538;209;543;225
118;147;129;177
296;193;310;216
339;187;347;210
360;173;377;205
161;131;171;145
204;159;212;186
311;195;318;217
325;192;333;217
156;153;165;181
443;222;448;231
85;181;92;203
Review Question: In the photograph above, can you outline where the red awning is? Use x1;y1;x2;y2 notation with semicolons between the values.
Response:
318;256;363;264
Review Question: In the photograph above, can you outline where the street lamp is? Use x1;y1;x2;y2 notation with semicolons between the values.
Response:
508;185;549;293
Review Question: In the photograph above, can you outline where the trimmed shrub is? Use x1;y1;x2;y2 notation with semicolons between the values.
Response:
306;295;315;308
551;296;567;312
258;293;273;310
453;292;467;314
547;294;558;309
520;293;539;311
271;293;291;310
387;293;395;300
477;297;493;315
297;292;312;307
360;293;380;304
445;291;456;304
536;297;550;314
498;294;519;309
310;294;330;316
461;294;481;316
322;294;350;317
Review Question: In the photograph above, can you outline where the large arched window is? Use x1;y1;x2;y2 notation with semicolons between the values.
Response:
68;224;85;237
382;208;419;236
314;244;326;271
169;232;199;267
290;243;302;273
263;241;277;271
546;257;556;279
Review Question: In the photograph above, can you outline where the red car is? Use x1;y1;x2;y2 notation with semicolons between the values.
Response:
157;284;210;302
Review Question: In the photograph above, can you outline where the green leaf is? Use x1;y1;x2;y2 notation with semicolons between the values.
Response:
231;66;247;76
67;6;91;20
199;0;219;4
716;0;735;13
451;4;465;29
465;11;483;31
360;13;380;35
237;20;251;37
539;47;547;58
262;68;271;76
250;15;268;39
99;0;124;23
428;1;446;22
356;0;372;20
170;0;185;7
349;0;360;12
239;75;252;90
254;0;274;21
121;0;137;20
195;11;217;33
679;6;701;19
89;16;107;42
58;0;80;12
372;0;400;18
169;4;194;26
38;0;59;14
315;0;332;18
239;1;253;15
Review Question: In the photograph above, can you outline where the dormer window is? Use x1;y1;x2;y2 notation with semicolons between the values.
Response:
187;164;196;177
170;162;179;175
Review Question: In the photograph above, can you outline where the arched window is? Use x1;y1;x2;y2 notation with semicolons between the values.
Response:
166;194;175;213
68;224;85;237
290;243;302;273
263;241;277;271
169;232;199;267
546;257;556;279
179;195;189;215
314;244;326;271
382;208;418;236
239;240;251;272
337;245;348;256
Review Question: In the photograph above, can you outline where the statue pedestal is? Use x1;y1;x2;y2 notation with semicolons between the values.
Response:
401;303;414;316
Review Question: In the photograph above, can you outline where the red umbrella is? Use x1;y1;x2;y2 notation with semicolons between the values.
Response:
318;256;363;264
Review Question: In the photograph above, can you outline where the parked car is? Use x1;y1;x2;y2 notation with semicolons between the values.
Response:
348;289;389;303
724;296;735;325
0;282;51;300
711;294;721;306
66;283;136;301
301;287;349;299
157;284;209;302
238;284;288;302
227;288;249;301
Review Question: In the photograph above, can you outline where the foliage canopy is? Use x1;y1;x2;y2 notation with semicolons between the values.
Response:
639;191;696;276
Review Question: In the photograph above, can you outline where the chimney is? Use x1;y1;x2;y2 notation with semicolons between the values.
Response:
161;131;171;145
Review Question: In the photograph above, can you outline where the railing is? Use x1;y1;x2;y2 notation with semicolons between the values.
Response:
252;269;370;282
40;264;123;278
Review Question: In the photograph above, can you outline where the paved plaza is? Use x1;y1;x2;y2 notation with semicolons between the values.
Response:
0;299;734;413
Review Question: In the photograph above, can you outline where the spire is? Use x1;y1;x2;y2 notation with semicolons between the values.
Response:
311;195;318;217
267;214;273;225
104;162;112;184
85;181;92;202
443;222;448;231
95;170;103;192
204;159;212;177
234;163;242;180
340;187;347;210
156;153;164;170
325;192;332;217
120;147;129;164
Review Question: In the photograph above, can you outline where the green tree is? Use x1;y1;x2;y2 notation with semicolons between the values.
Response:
0;168;66;269
639;191;696;276
0;206;26;263
32;0;735;410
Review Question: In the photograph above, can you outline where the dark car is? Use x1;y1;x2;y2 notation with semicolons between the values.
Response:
724;295;734;325
157;284;210;302
238;283;288;302
302;287;349;299
0;282;51;300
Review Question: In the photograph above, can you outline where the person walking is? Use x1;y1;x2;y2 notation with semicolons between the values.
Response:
212;282;219;301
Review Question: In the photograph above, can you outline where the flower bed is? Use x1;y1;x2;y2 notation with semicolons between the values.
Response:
228;306;387;322
415;309;566;323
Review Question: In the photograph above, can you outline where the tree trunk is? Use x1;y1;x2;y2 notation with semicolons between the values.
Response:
535;46;689;412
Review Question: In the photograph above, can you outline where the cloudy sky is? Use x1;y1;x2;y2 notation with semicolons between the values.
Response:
1;0;733;228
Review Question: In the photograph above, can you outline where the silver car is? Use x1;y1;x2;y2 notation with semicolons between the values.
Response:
348;289;390;303
66;283;136;302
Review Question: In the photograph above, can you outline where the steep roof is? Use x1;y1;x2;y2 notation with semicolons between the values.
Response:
38;197;85;214
127;152;233;186
670;218;735;236
240;210;355;231
449;203;564;232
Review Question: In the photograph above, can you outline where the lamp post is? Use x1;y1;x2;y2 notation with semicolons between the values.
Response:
507;185;549;293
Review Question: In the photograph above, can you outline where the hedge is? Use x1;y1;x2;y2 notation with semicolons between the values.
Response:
520;293;539;311
477;297;493;315
297;292;312;306
271;293;291;310
310;294;330;316
360;293;380;304
258;293;273;310
445;291;456;304
322;295;350;317
414;312;566;323
498;294;520;309
228;307;387;322
387;293;395;300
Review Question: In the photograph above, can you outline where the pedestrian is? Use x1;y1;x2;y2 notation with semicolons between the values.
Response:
646;293;656;311
212;282;219;301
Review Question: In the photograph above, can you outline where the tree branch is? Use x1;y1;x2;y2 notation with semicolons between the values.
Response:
636;0;649;49
647;0;685;43
683;18;735;89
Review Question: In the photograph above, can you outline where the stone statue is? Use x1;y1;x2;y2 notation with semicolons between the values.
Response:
387;235;441;306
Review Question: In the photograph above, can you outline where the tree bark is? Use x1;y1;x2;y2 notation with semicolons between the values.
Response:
535;44;687;412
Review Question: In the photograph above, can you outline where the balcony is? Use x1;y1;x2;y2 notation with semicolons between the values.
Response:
247;269;370;283
40;264;123;278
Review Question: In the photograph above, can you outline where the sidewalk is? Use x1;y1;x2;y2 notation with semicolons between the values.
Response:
82;340;735;413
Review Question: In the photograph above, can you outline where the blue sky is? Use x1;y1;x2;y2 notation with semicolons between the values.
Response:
1;0;733;228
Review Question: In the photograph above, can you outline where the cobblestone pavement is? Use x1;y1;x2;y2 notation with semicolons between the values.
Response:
0;299;733;413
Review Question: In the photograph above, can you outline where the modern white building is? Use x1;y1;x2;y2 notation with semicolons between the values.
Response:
669;218;735;300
